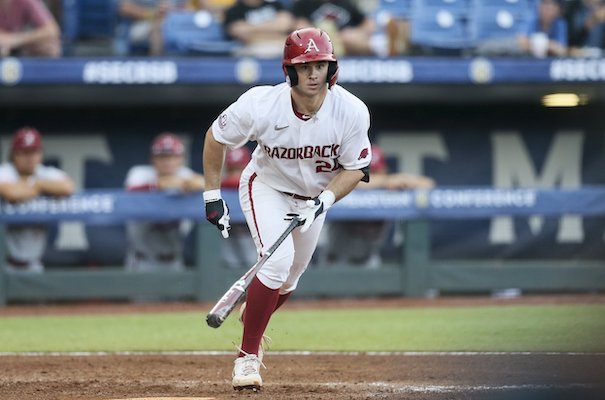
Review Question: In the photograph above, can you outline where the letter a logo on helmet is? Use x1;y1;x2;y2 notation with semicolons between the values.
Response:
282;28;339;88
305;38;320;53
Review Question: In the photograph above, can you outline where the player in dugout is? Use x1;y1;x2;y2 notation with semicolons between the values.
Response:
124;132;204;272
0;127;75;272
321;144;435;268
202;27;372;391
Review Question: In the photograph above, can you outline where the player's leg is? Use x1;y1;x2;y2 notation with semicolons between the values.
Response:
233;171;295;389
242;197;327;316
280;210;326;294
241;215;325;344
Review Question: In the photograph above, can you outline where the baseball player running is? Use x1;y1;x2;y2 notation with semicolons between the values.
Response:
0;127;74;272
202;27;372;391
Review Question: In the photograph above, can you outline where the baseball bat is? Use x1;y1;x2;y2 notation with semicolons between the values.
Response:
206;216;304;328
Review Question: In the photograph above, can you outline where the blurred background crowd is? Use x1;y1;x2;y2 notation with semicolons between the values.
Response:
2;0;605;59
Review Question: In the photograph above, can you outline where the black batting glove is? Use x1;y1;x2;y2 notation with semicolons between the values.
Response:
203;190;231;238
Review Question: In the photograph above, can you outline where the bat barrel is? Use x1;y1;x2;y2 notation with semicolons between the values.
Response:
206;313;224;328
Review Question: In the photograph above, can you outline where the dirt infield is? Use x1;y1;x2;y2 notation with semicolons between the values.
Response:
1;294;604;400
1;352;604;400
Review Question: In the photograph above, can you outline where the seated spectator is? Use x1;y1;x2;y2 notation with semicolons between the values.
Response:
116;0;193;55
220;147;257;268
124;133;204;272
223;0;294;58
518;0;568;57
292;0;376;55
0;0;61;57
0;127;75;272
565;0;605;57
383;12;410;56
320;144;434;269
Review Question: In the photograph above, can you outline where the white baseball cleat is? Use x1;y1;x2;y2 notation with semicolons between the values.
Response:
232;353;263;391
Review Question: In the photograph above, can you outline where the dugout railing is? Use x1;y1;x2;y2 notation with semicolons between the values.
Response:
0;187;604;305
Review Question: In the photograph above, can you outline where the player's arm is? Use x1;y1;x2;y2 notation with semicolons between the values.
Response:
324;168;365;202
357;172;388;189
35;177;75;197
385;173;435;190
183;173;205;192
0;180;40;203
358;173;435;190
0;20;60;57
203;127;227;190
156;175;185;190
202;127;231;238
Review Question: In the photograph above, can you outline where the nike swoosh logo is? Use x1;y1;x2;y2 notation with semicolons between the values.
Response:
274;125;289;131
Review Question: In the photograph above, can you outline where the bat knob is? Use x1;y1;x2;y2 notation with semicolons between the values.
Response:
206;313;223;328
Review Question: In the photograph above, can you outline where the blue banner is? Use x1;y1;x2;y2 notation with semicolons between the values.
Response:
3;57;605;86
2;187;604;224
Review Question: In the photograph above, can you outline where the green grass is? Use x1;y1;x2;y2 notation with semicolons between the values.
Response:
1;304;604;353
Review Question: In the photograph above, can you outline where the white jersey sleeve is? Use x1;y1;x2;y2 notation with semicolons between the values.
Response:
125;165;157;189
211;86;275;148
0;163;69;183
331;86;372;171
0;163;18;183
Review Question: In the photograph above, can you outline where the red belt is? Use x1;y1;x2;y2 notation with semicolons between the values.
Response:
281;191;313;201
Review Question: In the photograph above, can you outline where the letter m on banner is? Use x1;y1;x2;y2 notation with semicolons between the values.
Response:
490;131;584;243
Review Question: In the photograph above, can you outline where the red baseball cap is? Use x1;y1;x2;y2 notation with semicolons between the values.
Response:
225;147;251;169
151;132;184;156
370;144;387;173
11;127;42;153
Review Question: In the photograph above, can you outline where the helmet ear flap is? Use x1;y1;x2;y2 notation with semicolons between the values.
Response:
285;65;298;87
327;62;338;88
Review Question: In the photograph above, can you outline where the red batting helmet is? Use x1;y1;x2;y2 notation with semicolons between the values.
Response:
282;28;339;88
11;127;42;153
151;132;184;156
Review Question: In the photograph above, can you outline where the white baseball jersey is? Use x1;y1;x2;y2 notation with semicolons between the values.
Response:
0;162;69;272
124;165;196;271
212;82;372;197
210;82;371;291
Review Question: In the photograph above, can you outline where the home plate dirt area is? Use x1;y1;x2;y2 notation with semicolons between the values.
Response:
1;295;604;400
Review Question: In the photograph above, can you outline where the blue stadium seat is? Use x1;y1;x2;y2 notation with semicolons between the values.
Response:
416;0;470;12
61;0;118;55
410;0;473;52
162;11;239;56
468;0;532;42
377;0;412;20
78;0;118;37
